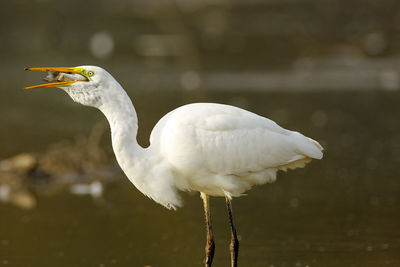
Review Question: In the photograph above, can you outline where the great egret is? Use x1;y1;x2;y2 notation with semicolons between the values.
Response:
25;66;323;267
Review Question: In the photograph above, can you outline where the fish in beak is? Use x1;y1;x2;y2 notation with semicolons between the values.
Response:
24;67;91;89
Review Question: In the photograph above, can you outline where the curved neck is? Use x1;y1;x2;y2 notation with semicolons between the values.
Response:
96;84;181;209
99;89;143;170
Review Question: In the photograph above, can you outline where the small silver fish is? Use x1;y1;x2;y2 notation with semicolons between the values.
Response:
43;71;86;82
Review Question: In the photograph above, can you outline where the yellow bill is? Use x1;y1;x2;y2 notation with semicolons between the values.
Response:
24;80;81;90
24;67;88;89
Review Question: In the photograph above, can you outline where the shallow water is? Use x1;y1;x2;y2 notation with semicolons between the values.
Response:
1;89;400;266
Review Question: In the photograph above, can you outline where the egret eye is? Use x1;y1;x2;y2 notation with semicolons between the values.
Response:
87;71;94;77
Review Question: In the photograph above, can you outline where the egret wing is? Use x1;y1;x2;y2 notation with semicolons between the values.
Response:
151;103;322;177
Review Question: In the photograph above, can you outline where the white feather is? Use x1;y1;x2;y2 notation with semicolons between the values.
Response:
150;103;323;198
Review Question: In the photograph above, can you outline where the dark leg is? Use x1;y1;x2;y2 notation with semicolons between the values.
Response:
201;192;215;267
226;197;239;267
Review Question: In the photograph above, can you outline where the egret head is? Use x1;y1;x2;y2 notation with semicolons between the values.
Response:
24;66;118;108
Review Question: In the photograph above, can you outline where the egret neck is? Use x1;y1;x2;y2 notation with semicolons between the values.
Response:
99;87;148;192
99;85;141;168
98;82;181;209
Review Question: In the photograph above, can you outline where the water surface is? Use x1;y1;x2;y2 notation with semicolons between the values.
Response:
1;90;399;266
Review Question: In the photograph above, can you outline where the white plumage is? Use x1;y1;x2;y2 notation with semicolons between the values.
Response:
152;103;322;201
25;65;323;267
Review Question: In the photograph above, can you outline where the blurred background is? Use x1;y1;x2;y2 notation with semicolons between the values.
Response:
1;0;400;266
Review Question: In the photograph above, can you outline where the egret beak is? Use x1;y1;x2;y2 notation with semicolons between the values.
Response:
24;67;87;89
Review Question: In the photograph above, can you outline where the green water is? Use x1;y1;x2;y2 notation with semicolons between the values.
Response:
1;89;399;266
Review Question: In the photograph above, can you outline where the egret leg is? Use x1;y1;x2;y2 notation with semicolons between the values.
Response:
226;197;239;267
201;192;215;267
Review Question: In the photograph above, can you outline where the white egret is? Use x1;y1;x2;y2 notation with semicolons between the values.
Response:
25;66;323;267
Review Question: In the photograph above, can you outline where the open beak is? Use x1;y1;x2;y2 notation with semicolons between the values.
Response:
24;67;86;89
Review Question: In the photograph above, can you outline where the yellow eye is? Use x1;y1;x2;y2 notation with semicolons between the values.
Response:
87;71;94;77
